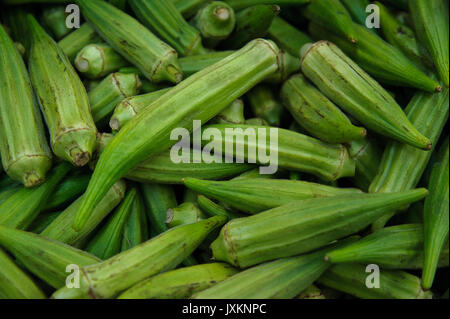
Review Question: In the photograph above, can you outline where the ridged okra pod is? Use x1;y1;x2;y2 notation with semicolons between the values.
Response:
0;225;101;289
57;23;102;62
410;0;449;87
200;124;356;181
303;0;357;43
268;16;311;57
2;7;32;56
247;85;285;127
43;174;90;211
0;163;71;230
129;0;207;56
197;195;243;221
86;188;138;259
140;183;177;236
28;211;61;234
74;43;129;79
326;224;449;269
41;180;126;247
301;41;432;150
89;73;141;124
0;25;52;187
346;137;383;191
78;0;183;83
121;190;148;251
423;137;449;289
28;16;97;167
223;0;309;11
0;187;21;207
119;263;238;299
318;263;433;299
171;0;209;18
52;216;227;299
308;23;441;92
74;39;282;230
184;178;361;214
41;5;71;40
179;51;234;78
211;189;428;268
281;74;366;144
369;88;449;230
0;248;46;299
212;99;245;124
194;238;357;299
340;0;371;27
221;4;279;49
192;1;236;47
376;2;432;69
166;202;206;228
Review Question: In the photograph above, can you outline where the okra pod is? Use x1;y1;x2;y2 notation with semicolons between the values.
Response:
309;22;440;93
28;211;61;234
301;41;432;150
340;0;371;27
423;137;449;289
221;4;279;49
86;188;138;259
200;124;356;181
369;87;449;230
0;24;52;187
247;85;285;127
184;177;361;214
73;39;282;230
0;163;71;230
268;16;312;57
43;174;90;211
223;0;309;11
89;73;142;124
317;263;432;299
0;248;46;299
28;15;97;167
192;1;236;47
281;74;366;144
171;0;209;18
78;0;183;83
130;0;207;56
166;202;206;228
0;225;101;289
245;118;269;126
119;263;238;299
57;23;102;62
121;191;148;251
410;0;449;87
41;5;71;40
52;216;227;299
74;43;129;79
212;99;245;124
194;238;358;299
0;187;21;207
326;224;449;269
40;180;126;247
197;195;243;220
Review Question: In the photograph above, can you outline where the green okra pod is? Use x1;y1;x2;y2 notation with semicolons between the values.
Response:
78;0;183;84
211;188;428;268
121;191;148;251
212;99;245;124
108;0;127;10
41;5;71;40
89;73;142;124
221;4;279;49
317;263;433;299
171;0;209;18
28;15;98;167
28;211;61;234
0;163;71;230
303;0;357;43
40;180;126;247
192;1;236;47
52;216;227;299
184;178;361;214
247;85;285;127
301;41;432;150
325;224;449;269
86;188;138;259
1;7;32;56
200;124;356;181
74;39;283;230
74;43;129;79
0;225;101;289
119;263;238;299
129;0;207;57
280;74;366;144
0;24;52;187
0;248;46;299
57;23;102;62
0;187;21;207
245;118;269;126
308;22;441;92
369;87;449;230
376;2;433;69
194;238;358;299
179;50;234;77
423;137;449;289
223;0;309;11
340;0;371;27
197;195;244;221
410;0;449;87
166;202;206;228
268;16;312;57
43;174;90;211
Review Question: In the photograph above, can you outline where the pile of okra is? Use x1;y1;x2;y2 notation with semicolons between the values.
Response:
0;0;448;300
